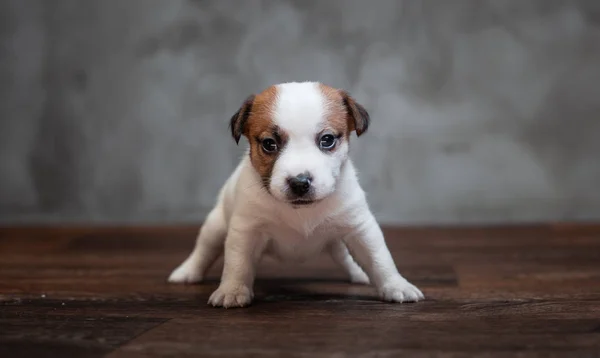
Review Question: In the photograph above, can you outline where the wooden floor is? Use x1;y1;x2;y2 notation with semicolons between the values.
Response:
1;224;600;357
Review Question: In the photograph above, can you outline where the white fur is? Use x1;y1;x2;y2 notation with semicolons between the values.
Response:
169;82;423;308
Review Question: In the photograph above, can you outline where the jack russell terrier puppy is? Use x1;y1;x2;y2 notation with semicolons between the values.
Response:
168;81;424;308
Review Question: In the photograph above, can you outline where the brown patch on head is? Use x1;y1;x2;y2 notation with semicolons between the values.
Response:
228;85;286;189
318;84;371;141
319;84;349;140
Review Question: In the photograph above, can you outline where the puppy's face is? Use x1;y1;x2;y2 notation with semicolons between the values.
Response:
230;82;369;206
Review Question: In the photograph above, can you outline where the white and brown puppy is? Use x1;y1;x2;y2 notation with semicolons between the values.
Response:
168;81;424;308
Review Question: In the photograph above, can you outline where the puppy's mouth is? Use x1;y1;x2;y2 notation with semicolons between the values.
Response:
288;198;322;207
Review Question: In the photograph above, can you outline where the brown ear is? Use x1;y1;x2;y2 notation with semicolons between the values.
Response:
229;95;255;144
341;91;370;136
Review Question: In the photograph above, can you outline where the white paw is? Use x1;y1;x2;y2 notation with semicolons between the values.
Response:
168;259;203;284
349;270;370;285
379;279;424;303
208;284;253;308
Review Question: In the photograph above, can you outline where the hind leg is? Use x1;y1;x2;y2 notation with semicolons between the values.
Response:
168;206;227;284
328;239;370;285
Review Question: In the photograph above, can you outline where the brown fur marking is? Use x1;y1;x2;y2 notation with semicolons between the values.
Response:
319;84;370;141
318;84;351;141
242;86;284;189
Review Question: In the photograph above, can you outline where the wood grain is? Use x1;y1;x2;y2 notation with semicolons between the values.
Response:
1;224;600;357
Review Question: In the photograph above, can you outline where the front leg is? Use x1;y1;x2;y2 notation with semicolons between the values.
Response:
208;224;267;308
343;213;424;303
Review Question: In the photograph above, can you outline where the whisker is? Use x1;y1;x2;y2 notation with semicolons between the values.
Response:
243;180;265;191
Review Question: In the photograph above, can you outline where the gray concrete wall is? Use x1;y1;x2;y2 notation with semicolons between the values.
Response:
2;0;600;225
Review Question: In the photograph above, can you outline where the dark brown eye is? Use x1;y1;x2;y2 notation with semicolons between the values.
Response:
261;138;278;153
319;134;336;150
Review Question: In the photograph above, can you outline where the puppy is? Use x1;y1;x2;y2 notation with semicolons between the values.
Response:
168;81;424;308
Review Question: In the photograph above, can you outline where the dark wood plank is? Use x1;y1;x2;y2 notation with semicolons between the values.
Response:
0;305;165;358
1;224;600;357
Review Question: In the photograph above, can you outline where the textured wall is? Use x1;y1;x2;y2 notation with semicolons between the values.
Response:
2;0;600;225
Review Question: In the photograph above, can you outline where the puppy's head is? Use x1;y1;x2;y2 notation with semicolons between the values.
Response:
229;82;369;206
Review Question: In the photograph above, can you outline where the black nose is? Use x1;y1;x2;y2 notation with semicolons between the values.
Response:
287;173;312;196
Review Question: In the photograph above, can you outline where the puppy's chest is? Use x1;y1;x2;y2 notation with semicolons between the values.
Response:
262;223;337;262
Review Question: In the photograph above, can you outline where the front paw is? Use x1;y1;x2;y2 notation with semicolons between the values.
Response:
208;284;253;308
379;279;424;303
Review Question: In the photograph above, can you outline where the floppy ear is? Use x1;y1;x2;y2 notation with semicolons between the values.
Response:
340;91;370;137
229;95;255;144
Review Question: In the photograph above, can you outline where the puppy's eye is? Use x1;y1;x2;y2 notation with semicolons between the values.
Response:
261;138;278;153
319;134;336;150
